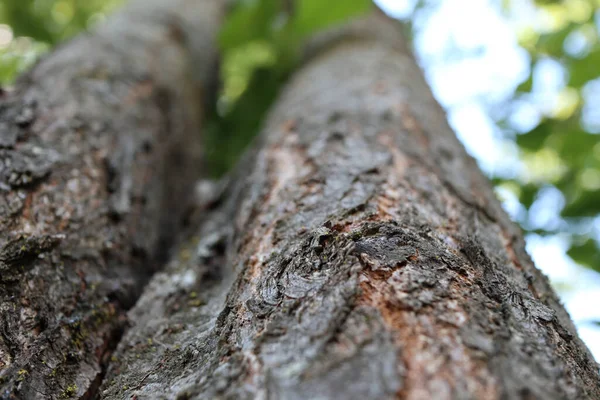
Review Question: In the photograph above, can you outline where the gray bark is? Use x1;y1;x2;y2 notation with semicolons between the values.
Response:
100;12;600;400
0;0;222;398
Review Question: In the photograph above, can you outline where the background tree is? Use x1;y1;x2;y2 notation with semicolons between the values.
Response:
0;0;222;397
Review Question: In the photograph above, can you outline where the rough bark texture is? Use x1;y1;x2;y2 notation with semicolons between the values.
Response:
0;0;222;398
102;13;600;400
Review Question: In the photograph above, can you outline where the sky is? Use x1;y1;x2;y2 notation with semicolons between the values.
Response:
375;0;600;359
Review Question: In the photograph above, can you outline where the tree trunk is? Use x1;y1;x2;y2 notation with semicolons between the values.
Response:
99;13;600;400
0;0;222;398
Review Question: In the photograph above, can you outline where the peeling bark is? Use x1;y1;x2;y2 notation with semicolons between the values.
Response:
100;13;600;400
0;0;223;398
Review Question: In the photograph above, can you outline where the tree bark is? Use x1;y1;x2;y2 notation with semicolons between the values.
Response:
99;13;600;400
0;0;222;398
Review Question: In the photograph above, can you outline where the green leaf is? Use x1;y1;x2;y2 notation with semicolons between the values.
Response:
561;188;600;217
292;0;372;38
519;118;598;168
516;74;533;93
516;121;553;150
519;183;540;209
551;129;598;167
0;40;49;85
0;0;55;44
206;67;284;176
568;48;600;88
536;26;572;58
0;0;124;45
567;238;600;272
219;0;281;50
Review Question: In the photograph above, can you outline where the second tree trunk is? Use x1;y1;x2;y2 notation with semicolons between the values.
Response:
101;13;600;400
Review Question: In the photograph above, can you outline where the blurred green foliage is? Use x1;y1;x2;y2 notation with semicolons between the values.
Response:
498;0;600;272
0;0;598;274
206;0;372;174
1;0;121;43
0;0;121;83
